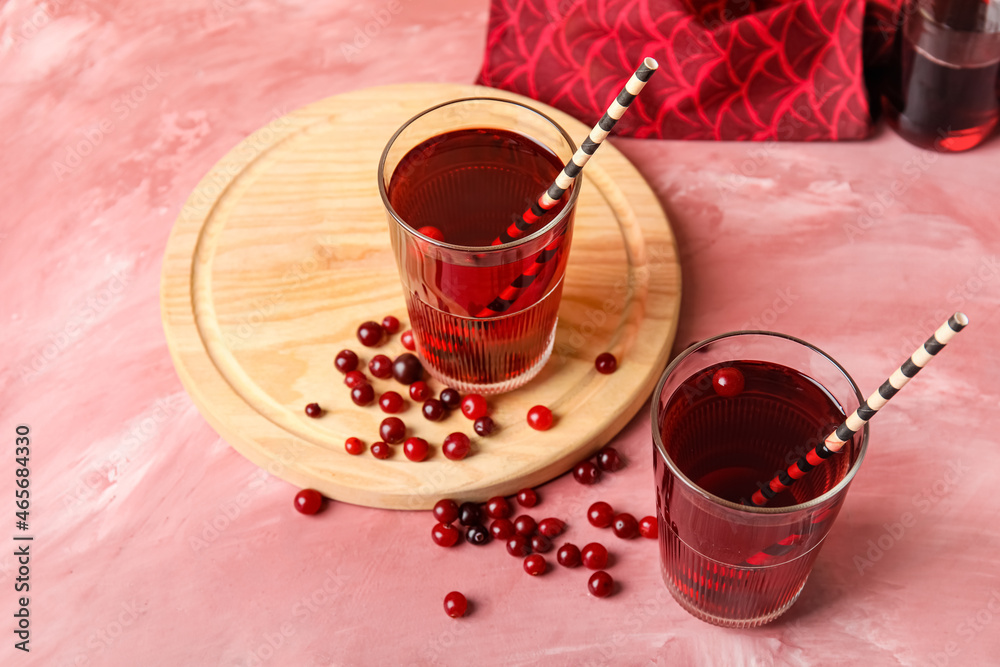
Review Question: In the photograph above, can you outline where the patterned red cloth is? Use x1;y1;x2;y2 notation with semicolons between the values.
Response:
477;0;904;141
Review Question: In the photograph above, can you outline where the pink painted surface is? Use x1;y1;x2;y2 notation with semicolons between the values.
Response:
2;1;999;665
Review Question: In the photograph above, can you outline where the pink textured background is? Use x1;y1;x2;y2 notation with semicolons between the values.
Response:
2;1;999;665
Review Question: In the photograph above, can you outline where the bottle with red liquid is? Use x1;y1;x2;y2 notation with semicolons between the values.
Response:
883;0;1000;151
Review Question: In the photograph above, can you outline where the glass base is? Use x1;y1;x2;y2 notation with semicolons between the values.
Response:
662;567;807;628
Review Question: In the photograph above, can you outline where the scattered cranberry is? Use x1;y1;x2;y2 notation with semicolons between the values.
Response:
596;447;624;472
537;518;565;538
345;437;364;456
442;432;471;461
433;499;459;524
369;354;393;379
344;370;368;388
422;399;445;421
293;489;323;515
557;543;581;568
573;461;601;485
530;534;552;553
370;442;391;459
485;496;512;520
440;388;462;410
490;518;515;540
639;516;658;539
588;571;614;598
356;321;384;347
581;543;609;570
713;367;745;397
443;591;467;618
432;522;460;547
612;513;639;539
595;352;618;374
516;488;538;508
379;391;404;414
465;524;490;545
351;383;375;406
523;554;547;576
334;349;359;374
379;417;406;444
527;405;553;431
419;226;445;241
473;416;495;437
459;502;481;527
588;502;614;528
403;437;429;462
381;315;400;334
401;330;416;351
304;403;322;418
460;394;488;420
409;381;430;402
514;515;537;537
506;534;531;557
393;353;423;384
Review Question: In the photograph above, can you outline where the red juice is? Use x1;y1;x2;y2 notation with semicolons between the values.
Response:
386;128;575;391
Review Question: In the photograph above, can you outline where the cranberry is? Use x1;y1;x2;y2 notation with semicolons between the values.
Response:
419;226;445;241
514;515;537;537
588;502;614;528
344;370;368;388
440;388;461;410
344;437;364;456
432;522;460;547
588;571;614;598
596;447;624;472
516;488;538;508
581;543;609;570
485;496;511;520
379;417;406;444
713;367;745;397
304;403;322;418
573;461;601;485
433;499;459;524
442;432;471;461
490;518;515;540
639;516;658;539
403;437;429;462
422;398;445;421
351;383;375;406
381;315;400;334
473;416;495;436
409;381;430;401
459;502;481;527
293;489;323;515
401;330;416;351
393;353;423;384
334;349;359;374
443;591;467;618
612;513;639;539
530;534;552;553
379;391;404;414
370;441;391;459
527;405;553;431
523;554;547;576
537;518;565;538
557;543;581;568
506;534;531;557
368;354;393;379
356;321;384;347
595;352;618;374
460;394;488;420
465;524;490;546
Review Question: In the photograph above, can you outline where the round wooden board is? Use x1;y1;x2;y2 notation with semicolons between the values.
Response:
161;83;681;510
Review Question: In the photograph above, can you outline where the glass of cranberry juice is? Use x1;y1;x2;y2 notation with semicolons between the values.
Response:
378;98;580;394
651;332;869;627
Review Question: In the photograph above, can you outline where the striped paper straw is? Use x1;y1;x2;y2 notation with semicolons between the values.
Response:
476;234;564;317
750;312;970;507
492;57;659;246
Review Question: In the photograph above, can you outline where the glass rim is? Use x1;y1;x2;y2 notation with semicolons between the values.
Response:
650;330;870;516
376;96;582;253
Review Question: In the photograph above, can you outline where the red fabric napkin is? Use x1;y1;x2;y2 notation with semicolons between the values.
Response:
477;0;904;141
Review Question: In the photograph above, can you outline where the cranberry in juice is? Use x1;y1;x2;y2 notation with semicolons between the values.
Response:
387;128;575;391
